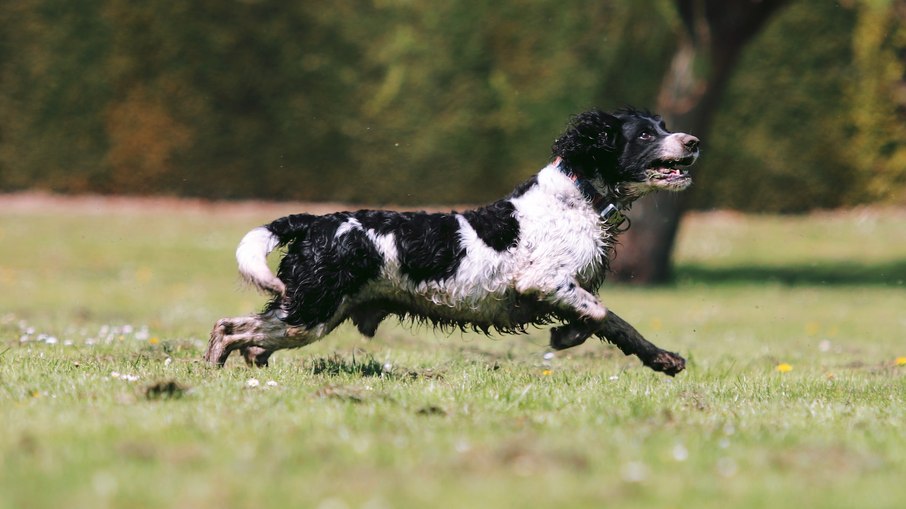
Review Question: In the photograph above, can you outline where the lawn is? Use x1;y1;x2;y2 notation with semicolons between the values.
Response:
1;195;904;509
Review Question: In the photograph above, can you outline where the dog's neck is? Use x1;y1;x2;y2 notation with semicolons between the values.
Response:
553;157;628;227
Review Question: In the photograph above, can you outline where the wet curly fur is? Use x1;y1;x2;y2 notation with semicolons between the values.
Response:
205;108;699;375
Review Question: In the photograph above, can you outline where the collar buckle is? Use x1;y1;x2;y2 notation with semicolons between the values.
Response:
599;203;621;224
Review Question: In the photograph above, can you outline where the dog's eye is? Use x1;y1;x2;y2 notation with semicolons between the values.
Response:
638;131;654;141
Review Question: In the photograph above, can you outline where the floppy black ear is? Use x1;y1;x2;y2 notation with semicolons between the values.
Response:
579;110;620;151
552;109;622;160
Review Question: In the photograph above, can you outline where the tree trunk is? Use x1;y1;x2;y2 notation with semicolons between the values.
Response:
610;0;790;284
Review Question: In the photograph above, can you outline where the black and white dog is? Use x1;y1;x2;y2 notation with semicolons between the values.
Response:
205;109;699;375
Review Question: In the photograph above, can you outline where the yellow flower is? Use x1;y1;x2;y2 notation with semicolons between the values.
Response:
149;337;160;345
650;318;663;332
542;369;553;376
895;357;906;367
775;363;793;373
135;267;153;283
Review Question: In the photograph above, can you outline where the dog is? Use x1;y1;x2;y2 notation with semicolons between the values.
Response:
205;108;699;376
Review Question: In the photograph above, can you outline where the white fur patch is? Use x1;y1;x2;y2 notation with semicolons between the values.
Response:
335;218;362;238
659;133;690;160
365;229;400;278
509;164;609;292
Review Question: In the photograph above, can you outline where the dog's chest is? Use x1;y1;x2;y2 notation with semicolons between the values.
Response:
510;182;610;289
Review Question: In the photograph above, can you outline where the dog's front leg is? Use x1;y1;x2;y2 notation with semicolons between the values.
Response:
547;282;607;350
545;283;686;376
595;311;685;376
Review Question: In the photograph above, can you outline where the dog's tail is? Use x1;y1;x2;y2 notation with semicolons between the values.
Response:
236;226;285;296
236;214;317;296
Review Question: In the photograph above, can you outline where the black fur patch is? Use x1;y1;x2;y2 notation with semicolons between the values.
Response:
355;210;466;285
268;213;383;328
462;200;519;252
267;213;319;244
552;110;622;181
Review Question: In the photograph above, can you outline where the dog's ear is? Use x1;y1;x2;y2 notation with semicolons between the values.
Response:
552;109;622;159
587;111;620;151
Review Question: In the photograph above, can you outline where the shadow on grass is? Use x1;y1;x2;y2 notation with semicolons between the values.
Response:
675;259;906;287
306;352;444;380
308;353;386;377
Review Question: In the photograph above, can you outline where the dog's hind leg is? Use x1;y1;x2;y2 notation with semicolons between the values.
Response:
239;346;272;367
594;311;685;376
204;313;320;367
206;315;274;367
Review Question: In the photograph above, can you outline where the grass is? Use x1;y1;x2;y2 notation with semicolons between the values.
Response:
1;196;905;509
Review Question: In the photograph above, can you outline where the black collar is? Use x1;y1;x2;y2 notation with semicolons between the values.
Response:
555;159;627;228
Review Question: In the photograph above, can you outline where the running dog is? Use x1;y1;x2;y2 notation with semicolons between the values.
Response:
205;108;699;375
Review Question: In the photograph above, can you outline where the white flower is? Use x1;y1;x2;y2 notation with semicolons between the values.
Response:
246;378;260;388
672;443;689;462
621;461;648;483
266;380;278;387
110;371;139;382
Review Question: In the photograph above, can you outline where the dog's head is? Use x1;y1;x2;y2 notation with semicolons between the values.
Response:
552;108;700;198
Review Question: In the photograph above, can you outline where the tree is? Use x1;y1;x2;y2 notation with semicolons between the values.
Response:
610;0;791;283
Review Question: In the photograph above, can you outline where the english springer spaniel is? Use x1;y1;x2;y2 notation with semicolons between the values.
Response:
205;108;699;376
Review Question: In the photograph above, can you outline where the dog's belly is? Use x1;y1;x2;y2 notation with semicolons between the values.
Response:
349;281;554;332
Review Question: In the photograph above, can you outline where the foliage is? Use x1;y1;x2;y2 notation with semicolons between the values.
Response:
0;0;904;209
0;0;674;204
849;0;906;202
694;0;906;211
0;0;112;192
690;1;859;212
1;198;906;508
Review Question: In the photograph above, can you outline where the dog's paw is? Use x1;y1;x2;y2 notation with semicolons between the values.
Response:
240;346;272;368
550;324;591;350
204;319;232;367
203;345;226;367
648;351;686;376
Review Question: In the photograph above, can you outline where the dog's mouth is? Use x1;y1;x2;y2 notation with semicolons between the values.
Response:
646;156;695;189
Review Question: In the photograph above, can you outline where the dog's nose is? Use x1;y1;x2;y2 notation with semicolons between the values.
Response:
684;135;700;152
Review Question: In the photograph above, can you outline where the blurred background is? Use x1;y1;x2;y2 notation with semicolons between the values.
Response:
1;0;904;280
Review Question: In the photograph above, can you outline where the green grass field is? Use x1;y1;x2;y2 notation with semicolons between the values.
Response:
1;195;905;509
